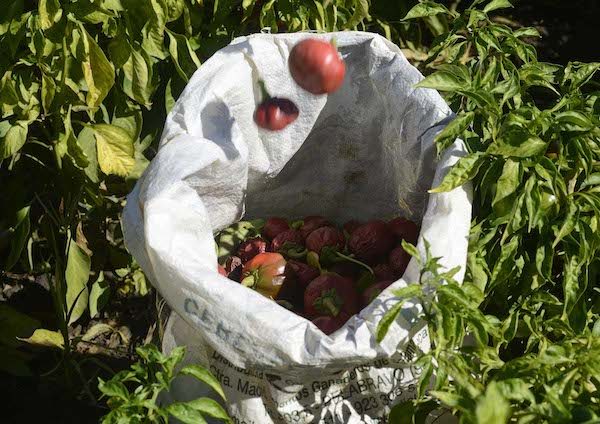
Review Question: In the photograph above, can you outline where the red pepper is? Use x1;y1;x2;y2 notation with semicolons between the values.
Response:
373;263;396;282
300;216;330;239
343;220;362;236
304;274;358;318
271;229;304;252
312;312;351;335
253;81;299;131
218;265;227;276
328;262;361;280
288;38;346;95
348;220;395;264
361;280;394;307
225;255;243;282
389;246;411;276
263;217;290;240
388;217;419;245
305;226;345;254
285;259;320;290
237;237;268;263
241;253;287;299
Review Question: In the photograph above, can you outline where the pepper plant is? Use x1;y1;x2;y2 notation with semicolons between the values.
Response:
379;0;600;422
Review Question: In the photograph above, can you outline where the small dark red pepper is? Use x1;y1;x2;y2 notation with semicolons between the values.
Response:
254;81;299;131
300;216;330;239
305;226;345;254
348;220;395;264
312;312;351;335
343;220;362;236
237;237;268;263
285;259;320;290
388;217;419;245
304;274;358;318
373;263;396;282
271;229;304;252
361;280;394;307
263;217;290;240
225;255;243;282
389;246;411;276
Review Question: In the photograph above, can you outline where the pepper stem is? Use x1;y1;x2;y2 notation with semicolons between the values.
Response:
258;79;270;102
315;289;342;317
335;251;374;274
241;273;257;289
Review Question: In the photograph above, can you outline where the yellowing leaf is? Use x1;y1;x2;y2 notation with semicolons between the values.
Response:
92;124;135;177
38;0;62;30
66;238;91;325
18;329;64;349
0;121;28;160
78;23;115;108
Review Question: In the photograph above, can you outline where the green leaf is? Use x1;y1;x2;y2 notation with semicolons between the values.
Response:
489;236;519;291
483;0;513;14
166;29;201;82
89;272;110;318
180;365;226;400
492;159;521;216
487;130;547;158
77;23;115;109
121;47;153;107
513;27;541;38
63;107;89;168
495;379;535;404
98;379;129;400
555;111;593;132
553;202;578;248
168;403;208;424
38;0;62;30
185;398;230;422
41;73;56;114
65;238;91;324
435;112;474;152
0;121;28;160
415;71;468;91
377;285;422;343
92;124;135;177
345;0;370;28
78;126;99;182
430;152;487;193
403;2;453;20
376;300;404;343
18;329;64;349
0;303;40;347
475;382;510;423
401;240;420;262
4;206;30;271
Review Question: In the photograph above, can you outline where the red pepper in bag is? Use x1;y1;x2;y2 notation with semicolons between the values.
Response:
263;217;290;240
241;253;287;299
285;260;320;290
300;216;330;239
388;217;419;245
271;229;304;252
304;274;358;318
305;227;345;254
237;237;268;263
312;312;351;335
348;220;395;264
373;263;396;282
389;246;411;276
361;280;394;308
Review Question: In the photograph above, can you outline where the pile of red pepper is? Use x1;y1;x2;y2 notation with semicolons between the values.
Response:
215;216;419;335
